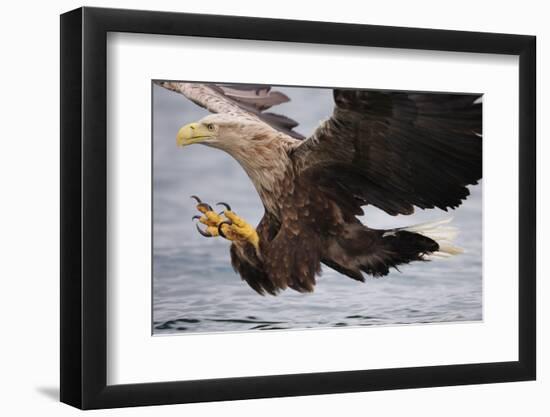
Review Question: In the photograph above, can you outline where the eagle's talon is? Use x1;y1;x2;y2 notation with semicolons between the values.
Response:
195;223;214;237
191;196;224;237
217;220;233;239
197;203;213;212
191;198;259;250
190;195;213;212
216;202;232;211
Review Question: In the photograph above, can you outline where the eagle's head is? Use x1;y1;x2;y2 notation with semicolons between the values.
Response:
176;113;294;206
176;114;268;153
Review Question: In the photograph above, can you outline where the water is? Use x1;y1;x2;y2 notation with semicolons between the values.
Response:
152;83;482;335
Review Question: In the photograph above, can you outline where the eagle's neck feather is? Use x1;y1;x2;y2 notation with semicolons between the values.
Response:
223;131;298;215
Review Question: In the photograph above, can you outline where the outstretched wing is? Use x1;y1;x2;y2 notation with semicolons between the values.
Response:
156;81;304;139
293;89;482;215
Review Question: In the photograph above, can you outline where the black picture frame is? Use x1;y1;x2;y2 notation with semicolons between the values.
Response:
60;6;536;410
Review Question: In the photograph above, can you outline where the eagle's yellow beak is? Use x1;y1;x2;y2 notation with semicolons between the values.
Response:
176;122;213;147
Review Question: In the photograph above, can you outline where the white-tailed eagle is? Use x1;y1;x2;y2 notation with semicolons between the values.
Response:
157;82;482;295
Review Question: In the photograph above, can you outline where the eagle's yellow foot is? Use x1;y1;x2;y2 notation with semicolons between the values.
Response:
218;208;260;251
191;196;259;251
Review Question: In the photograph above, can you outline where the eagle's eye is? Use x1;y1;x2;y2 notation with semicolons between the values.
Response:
207;123;215;131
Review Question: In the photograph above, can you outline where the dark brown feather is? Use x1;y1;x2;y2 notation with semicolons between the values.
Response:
230;174;445;293
294;89;482;215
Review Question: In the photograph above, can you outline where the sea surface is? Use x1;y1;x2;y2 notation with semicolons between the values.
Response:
152;84;483;335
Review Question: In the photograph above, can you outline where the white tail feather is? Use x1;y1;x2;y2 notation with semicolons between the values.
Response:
402;217;463;259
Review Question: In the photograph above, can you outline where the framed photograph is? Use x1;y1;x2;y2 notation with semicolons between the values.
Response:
60;6;536;409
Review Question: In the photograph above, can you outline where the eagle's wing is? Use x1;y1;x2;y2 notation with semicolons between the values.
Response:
156;81;304;139
293;89;482;215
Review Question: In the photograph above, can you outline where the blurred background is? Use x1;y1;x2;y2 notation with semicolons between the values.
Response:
152;83;482;335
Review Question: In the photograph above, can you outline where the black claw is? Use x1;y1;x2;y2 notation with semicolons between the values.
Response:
195;223;213;237
190;195;202;203
192;215;201;221
216;202;232;211
217;221;233;239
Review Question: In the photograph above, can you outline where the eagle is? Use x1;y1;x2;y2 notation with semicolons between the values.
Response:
157;82;482;295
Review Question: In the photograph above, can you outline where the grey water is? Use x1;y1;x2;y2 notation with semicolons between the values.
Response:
152;83;482;335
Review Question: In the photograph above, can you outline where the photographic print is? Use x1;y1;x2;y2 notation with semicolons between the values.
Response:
152;81;482;335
